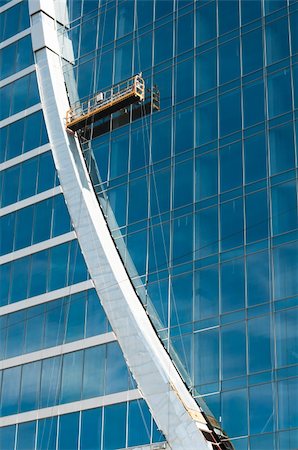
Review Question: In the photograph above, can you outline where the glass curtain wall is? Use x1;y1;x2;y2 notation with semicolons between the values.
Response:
63;0;298;449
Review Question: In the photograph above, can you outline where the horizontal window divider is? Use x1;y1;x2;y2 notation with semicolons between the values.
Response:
0;143;51;172
0;103;42;128
0;185;62;217
0;389;141;427
0;332;117;370
0;230;76;264
0;279;94;316
0;27;30;49
0;64;35;88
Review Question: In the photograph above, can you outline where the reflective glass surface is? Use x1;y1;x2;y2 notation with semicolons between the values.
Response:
62;0;298;447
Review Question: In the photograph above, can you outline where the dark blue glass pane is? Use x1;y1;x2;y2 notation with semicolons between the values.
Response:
222;323;246;379
248;315;272;373
37;417;57;450
221;258;245;313
249;384;274;434
82;345;105;399
80;408;102;450
219;89;241;137
0;366;21;416
105;342;129;394
16;422;36;450
0;426;15;449
20;361;41;412
103;403;126;450
40;356;62;408
58;413;79;450
128;400;151;447
242;28;263;75
60;350;83;403
246;251;270;306
220;198;244;251
194;265;219;320
222;389;248;438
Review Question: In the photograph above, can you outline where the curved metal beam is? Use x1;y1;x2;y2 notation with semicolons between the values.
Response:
29;2;213;449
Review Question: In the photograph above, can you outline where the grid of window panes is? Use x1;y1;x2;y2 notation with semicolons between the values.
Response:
64;0;298;449
0;289;110;360
0;3;162;450
0;400;164;449
0;342;135;416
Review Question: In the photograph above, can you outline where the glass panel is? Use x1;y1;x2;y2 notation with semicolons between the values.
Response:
244;132;267;183
248;315;272;373
272;180;298;235
37;417;57;450
25;304;45;353
65;293;85;343
172;214;193;265
80;408;102;450
222;389;248;438
40;356;62;408
220;141;242;192
195;206;218;259
5;310;25;358
154;22;173;65
269;122;295;175
105;342;129;394
16;421;36;450
273;242;298;300
86;290;108;337
222;322;246;379
0;366;21;416
82;345;105;399
194;328;219;387
58;413;79;450
267;69;292;118
20;361;41;412
241;28;263;75
246;251;270;306
220;198;244;251
278;378;298;430
103;403;127;450
60;350;83;403
243;79;265;127
195;150;218;200
174;159;193;208
266;17;290;65
219;89;241;137
194;265;219;320
170;272;193;326
0;426;15;449
128;400;151;447
196;1;216;45
276;308;298;367
246;189;269;243
221;258;245;313
219;38;240;84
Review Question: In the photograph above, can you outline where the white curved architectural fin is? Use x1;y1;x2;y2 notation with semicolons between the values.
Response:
28;2;215;449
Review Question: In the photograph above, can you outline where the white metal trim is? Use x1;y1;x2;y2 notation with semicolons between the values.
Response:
0;186;62;217
0;0;23;15
0;64;35;88
0;332;116;370
0;231;76;264
0;389;142;427
30;3;211;449
0;143;51;172
0;279;94;316
0;103;42;128
0;28;29;48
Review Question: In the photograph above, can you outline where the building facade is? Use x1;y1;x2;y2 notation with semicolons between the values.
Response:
0;0;298;449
